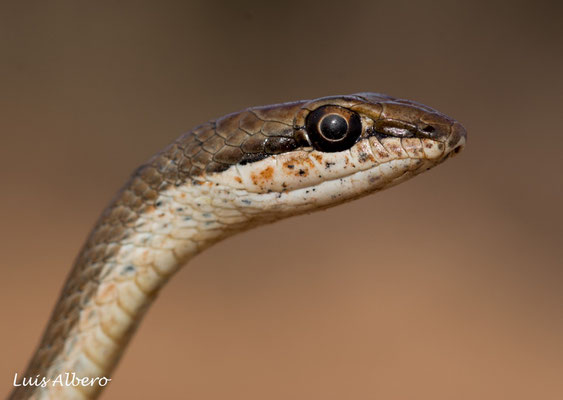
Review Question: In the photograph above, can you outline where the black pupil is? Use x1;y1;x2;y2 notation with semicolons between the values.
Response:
319;114;348;140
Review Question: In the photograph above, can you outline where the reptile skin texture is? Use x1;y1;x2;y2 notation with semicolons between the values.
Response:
10;93;466;399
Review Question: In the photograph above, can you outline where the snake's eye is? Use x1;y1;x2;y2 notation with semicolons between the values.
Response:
305;105;362;152
319;114;348;139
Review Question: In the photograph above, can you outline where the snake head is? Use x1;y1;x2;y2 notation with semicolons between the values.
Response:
137;92;469;230
200;93;466;218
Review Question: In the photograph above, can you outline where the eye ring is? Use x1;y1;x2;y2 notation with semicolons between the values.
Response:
305;105;362;152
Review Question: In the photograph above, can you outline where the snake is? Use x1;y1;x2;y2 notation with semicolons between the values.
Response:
10;93;466;399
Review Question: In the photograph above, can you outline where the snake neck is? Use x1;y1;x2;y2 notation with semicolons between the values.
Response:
11;172;251;399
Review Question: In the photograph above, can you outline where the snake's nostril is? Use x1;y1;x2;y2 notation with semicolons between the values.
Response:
421;125;435;133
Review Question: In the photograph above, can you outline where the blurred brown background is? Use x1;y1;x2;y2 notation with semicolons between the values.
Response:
1;1;562;399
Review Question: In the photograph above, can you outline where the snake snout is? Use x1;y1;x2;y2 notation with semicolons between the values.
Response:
447;122;467;156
